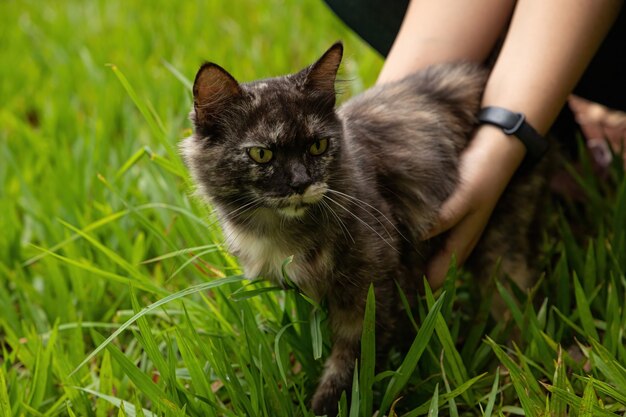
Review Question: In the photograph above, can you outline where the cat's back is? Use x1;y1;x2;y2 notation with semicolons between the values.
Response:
338;63;488;240
339;63;486;146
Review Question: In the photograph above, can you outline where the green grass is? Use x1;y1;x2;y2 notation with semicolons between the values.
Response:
1;0;626;416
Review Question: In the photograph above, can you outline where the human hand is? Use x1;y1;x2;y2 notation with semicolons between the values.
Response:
424;125;526;288
569;95;626;167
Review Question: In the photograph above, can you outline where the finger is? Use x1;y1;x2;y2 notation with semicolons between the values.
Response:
425;248;457;289
425;212;485;288
603;111;626;150
424;188;471;239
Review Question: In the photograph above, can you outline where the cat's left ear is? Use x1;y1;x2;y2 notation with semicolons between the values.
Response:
192;62;242;130
303;42;343;97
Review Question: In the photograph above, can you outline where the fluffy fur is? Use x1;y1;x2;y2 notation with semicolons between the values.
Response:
181;42;546;416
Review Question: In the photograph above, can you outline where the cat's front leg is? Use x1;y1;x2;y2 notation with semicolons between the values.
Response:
311;303;363;416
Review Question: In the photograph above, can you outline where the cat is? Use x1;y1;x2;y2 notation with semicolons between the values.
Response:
181;42;547;416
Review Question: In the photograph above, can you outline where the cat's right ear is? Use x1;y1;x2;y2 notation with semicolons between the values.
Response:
192;63;242;127
303;42;344;96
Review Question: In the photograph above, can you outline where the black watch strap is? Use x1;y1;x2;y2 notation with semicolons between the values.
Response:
478;106;548;166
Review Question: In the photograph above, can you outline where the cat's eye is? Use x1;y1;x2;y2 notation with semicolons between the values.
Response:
247;147;273;164
309;138;329;156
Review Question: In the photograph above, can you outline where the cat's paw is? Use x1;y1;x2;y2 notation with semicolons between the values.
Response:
311;380;344;417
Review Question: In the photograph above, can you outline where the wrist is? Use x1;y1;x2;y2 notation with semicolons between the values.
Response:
478;106;549;167
472;124;526;165
464;125;526;191
453;124;525;210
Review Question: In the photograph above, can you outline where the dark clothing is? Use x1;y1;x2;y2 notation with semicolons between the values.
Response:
324;0;409;57
323;0;625;111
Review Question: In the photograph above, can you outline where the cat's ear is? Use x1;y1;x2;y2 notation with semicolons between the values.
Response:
192;62;242;126
303;42;343;96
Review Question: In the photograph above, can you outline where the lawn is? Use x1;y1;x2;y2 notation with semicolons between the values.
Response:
1;1;626;416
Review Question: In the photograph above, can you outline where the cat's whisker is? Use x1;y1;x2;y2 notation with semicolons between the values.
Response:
326;188;409;243
328;191;394;239
200;194;257;230
279;212;288;230
218;199;264;241
320;199;354;244
319;199;331;226
220;199;262;222
219;201;264;254
323;195;399;254
319;199;346;241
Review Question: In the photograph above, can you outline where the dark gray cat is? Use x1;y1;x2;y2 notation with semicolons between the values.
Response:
181;43;545;416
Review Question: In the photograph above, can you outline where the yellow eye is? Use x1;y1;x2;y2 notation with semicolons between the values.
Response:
247;146;273;164
309;138;329;156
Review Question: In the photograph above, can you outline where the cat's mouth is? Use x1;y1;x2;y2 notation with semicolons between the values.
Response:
278;204;309;218
272;182;328;218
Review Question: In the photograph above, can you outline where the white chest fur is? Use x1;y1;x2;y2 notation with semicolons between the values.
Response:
224;221;290;280
221;220;328;299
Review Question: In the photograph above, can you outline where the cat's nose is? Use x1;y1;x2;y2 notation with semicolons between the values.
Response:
288;164;313;194
289;176;312;194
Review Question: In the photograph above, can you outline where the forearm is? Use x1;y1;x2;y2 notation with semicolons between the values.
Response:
379;0;622;137
377;0;514;84
421;0;622;286
484;0;622;138
471;0;623;196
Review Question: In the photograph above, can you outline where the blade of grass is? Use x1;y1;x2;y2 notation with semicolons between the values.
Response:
26;323;57;410
588;339;626;393
274;322;299;387
550;347;568;417
230;285;283;301
23;202;210;267
573;272;600;341
0;367;11;417
96;351;114;417
554;254;571;316
141;244;220;264
559;217;584;275
543;386;620;417
129;289;172;385
379;289;446;414
58;219;163;293
70;275;243;376
485;338;544;417
482;369;499;417
440;351;458;417
577;376;626;405
115;147;148;181
310;307;324;360
613;174;626;238
161;60;193;91
395;281;419;333
29;245;159;293
177;313;220;414
22;210;128;267
359;284;376;417
349;361;360;417
495;281;523;327
66;403;78;417
107;64;185;178
402;373;486;417
582;243;597;296
604;278;620;355
75;387;156;417
551;306;586;336
424;283;472;404
99;339;173;414
427;383;439;417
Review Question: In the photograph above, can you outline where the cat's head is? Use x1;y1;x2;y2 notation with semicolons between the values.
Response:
181;43;344;219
